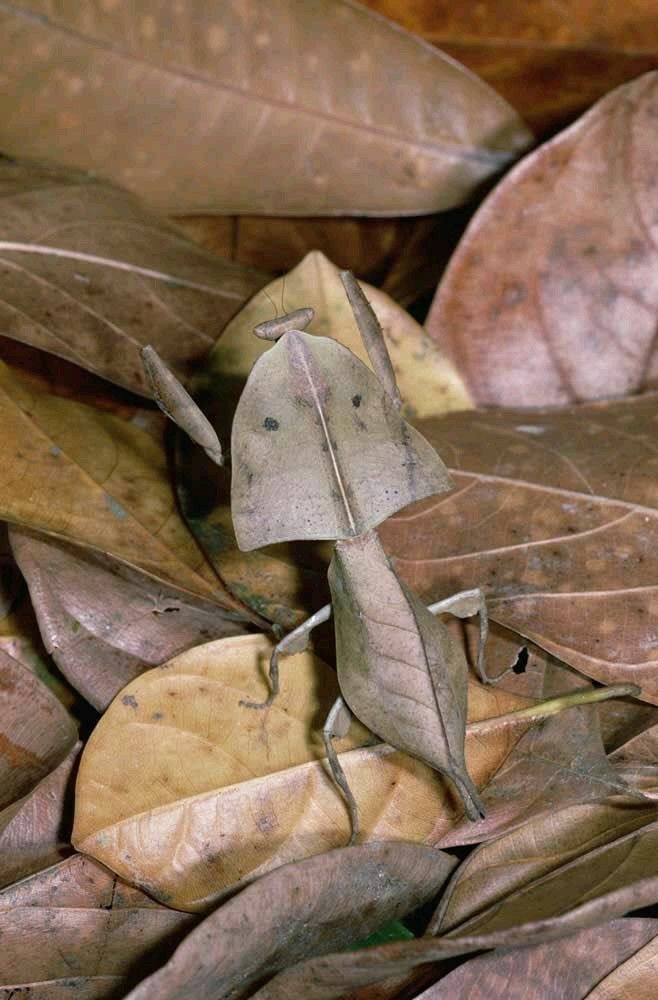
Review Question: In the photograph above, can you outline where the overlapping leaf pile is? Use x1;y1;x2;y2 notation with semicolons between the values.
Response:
0;2;657;997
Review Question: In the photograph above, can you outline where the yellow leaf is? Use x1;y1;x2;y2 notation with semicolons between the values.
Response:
73;634;529;911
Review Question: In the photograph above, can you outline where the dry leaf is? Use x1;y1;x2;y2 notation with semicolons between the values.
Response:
0;853;195;997
0;2;530;215
0;741;80;890
588;930;658;999
175;213;460;308
363;1;658;136
380;393;658;702
73;633;529;911
179;251;471;626
125;842;456;1000
438;665;636;846
11;526;249;710
426;73;658;406
431;779;658;936
248;877;658;999
0;160;266;395
0;648;76;812
0;362;254;617
417;918;658;999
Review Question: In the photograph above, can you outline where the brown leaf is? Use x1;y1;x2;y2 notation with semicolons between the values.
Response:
438;665;637;846
610;722;658;766
362;2;658;136
125;842;456;1000
0;648;76;812
0;363;254;617
248;877;658;999
175;213;462;309
10;526;249;710
0;160;266;395
0;741;80;890
416;918;658;999
431;779;658;936
380;393;658;702
179;252;470;626
426;73;658;406
0;3;530;215
588;930;658;999
73;633;529;911
0;853;195;997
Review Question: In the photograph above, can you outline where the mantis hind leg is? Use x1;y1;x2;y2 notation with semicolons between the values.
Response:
240;603;333;709
427;587;512;686
323;696;360;846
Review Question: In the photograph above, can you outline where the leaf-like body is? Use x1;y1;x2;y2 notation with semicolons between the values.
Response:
329;531;481;819
231;332;452;550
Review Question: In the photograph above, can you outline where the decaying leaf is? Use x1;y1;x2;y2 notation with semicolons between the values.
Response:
125;842;456;1000
588;929;658;999
363;1;658;136
0;647;76;813
73;633;530;911
381;393;658;701
0;160;266;395
426;72;658;406
416;918;658;999
0;741;80;891
0;362;255;618
248;877;658;999
179;252;470;625
0;853;195;997
439;665;637;846
431;777;658;936
0;2;530;215
10;526;249;710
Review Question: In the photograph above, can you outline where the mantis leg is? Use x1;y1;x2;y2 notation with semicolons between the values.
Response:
323;695;360;846
240;603;333;709
427;587;511;685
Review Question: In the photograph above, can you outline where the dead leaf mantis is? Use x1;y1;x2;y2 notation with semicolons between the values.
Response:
142;273;511;842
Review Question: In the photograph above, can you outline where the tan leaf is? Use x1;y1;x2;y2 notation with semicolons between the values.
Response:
10;526;249;710
588;930;658;999
125;842;456;1000
0;160;266;394
179;251;471;626
0;363;254;617
426;73;658;406
73;633;530;911
380;393;658;701
415;919;658;1000
0;741;80;891
0;2;530;215
438;664;637;846
0;853;195;997
430;779;658;936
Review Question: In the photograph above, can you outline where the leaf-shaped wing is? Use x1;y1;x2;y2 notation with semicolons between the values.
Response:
231;332;452;550
328;531;482;819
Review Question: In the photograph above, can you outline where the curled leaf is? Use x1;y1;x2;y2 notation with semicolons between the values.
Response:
11;527;249;710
